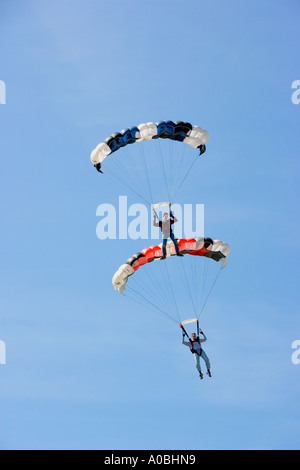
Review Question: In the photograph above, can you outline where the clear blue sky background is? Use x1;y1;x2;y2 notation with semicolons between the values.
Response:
0;0;299;450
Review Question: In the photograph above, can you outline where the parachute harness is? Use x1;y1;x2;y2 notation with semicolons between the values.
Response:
180;320;203;357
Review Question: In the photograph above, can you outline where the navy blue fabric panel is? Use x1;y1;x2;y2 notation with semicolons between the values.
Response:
152;120;174;140
130;126;139;139
105;132;125;153
155;120;175;139
173;121;186;142
122;126;139;145
165;120;175;135
102;121;201;156
151;121;162;139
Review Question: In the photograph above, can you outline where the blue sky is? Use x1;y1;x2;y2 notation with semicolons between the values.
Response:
0;0;299;450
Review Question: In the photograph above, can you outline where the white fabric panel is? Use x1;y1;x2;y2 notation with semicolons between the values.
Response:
90;142;112;165
112;264;135;294
212;240;231;257
184;126;209;149
180;318;198;326
136;122;158;141
195;238;205;250
152;202;171;209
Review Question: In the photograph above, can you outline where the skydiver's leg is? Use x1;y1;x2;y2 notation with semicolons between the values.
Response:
201;350;211;371
170;232;180;255
194;353;201;373
162;238;167;258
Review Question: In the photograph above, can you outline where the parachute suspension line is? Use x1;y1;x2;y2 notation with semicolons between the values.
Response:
104;165;151;206
123;146;148;200
198;259;206;316
125;286;178;324
161;258;182;324
141;265;175;319
115;150;137;185
154;266;177;315
185;257;198;318
156;140;171;203
170;144;187;203
159;261;181;323
165;263;181;321
168;139;175;203
109;148;141;191
139;143;154;205
153;259;178;321
171;152;200;201
177;262;194;318
190;256;202;319
177;258;198;319
127;264;177;323
194;255;206;320
126;269;179;324
123;139;161;207
199;266;222;316
191;256;199;313
201;260;209;304
125;275;169;319
150;266;176;313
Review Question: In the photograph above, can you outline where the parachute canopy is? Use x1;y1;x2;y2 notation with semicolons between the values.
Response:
90;119;209;205
112;237;230;296
91;120;209;170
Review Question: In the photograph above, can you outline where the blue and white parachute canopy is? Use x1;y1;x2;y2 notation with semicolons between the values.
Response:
91;120;209;171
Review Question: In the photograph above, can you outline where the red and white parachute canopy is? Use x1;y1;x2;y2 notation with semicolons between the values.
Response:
113;237;230;300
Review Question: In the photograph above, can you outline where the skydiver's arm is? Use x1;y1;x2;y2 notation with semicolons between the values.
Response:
170;212;178;225
199;332;207;344
182;338;191;347
153;216;160;228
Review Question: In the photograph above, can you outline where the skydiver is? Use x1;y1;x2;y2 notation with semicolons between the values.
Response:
182;330;211;380
153;209;183;260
